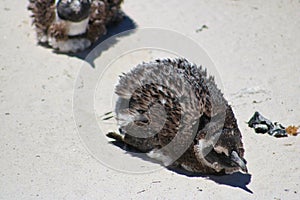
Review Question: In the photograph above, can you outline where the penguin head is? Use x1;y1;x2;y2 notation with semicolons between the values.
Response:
195;107;248;174
56;0;91;22
204;129;247;174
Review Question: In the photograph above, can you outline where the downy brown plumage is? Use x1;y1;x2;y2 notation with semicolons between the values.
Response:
28;0;123;52
108;58;247;174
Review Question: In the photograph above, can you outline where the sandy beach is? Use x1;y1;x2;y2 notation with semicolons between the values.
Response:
0;0;299;199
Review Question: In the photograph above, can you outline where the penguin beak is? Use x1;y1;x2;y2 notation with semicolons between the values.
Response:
230;151;248;173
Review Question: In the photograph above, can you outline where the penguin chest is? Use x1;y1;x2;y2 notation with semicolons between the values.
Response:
63;17;89;36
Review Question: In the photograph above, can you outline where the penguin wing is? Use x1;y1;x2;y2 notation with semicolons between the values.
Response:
87;0;124;42
28;0;56;40
87;0;107;42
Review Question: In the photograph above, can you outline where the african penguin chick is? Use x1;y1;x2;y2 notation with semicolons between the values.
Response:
28;0;124;53
107;58;248;175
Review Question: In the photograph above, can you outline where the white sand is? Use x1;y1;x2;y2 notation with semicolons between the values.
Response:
0;0;299;199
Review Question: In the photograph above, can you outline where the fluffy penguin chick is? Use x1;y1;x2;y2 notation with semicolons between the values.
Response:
28;0;124;53
108;58;248;175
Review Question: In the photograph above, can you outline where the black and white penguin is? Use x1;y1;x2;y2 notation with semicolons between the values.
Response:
28;0;124;52
107;58;248;174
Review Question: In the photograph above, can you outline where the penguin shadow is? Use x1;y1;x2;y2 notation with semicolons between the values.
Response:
168;167;253;194
70;15;137;67
109;139;253;194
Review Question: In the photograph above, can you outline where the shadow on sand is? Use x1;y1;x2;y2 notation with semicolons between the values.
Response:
54;15;137;67
168;166;253;194
109;139;253;194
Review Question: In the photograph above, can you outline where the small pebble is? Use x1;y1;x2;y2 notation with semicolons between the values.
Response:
137;189;146;194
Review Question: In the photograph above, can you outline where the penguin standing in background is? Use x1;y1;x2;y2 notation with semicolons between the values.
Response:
28;0;124;53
